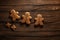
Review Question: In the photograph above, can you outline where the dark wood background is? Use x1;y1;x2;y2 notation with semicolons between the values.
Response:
0;0;60;40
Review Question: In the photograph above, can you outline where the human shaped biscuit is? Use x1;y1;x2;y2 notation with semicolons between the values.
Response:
10;9;20;21
11;24;16;31
21;12;32;24
35;14;44;26
6;22;11;28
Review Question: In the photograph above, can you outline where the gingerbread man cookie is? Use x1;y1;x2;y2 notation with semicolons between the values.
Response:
10;9;20;21
35;14;44;26
21;12;32;24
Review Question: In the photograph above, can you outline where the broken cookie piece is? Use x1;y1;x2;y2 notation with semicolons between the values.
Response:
11;24;16;31
6;22;11;28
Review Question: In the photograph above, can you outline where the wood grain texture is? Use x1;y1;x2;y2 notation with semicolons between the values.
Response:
0;0;60;40
0;0;60;5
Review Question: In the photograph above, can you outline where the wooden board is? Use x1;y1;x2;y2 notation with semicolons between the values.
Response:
0;0;60;40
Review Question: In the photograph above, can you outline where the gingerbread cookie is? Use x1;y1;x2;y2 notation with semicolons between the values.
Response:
6;22;11;28
10;9;20;21
35;14;44;26
11;24;16;31
21;12;32;24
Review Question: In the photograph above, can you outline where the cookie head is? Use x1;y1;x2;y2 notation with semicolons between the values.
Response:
37;14;42;18
25;12;30;16
11;9;16;13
